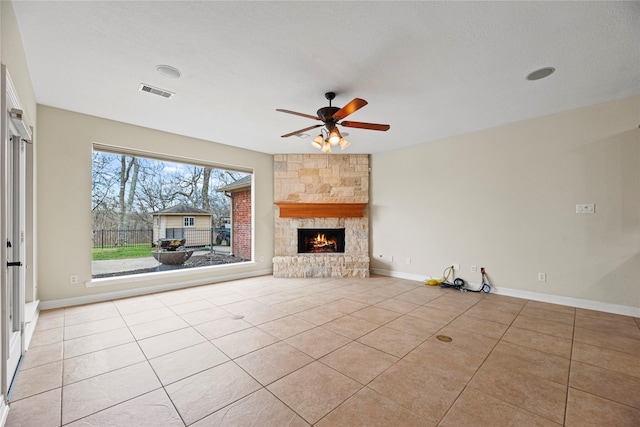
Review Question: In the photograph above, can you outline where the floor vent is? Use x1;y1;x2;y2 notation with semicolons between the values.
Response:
138;83;174;99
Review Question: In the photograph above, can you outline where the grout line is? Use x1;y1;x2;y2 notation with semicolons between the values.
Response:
563;307;578;426
130;318;189;427
19;277;640;426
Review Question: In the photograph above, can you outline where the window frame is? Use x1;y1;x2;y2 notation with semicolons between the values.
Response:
90;143;255;284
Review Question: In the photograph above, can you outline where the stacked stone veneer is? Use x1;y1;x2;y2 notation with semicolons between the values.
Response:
273;154;370;278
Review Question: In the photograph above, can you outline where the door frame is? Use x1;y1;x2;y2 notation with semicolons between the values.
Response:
1;65;32;401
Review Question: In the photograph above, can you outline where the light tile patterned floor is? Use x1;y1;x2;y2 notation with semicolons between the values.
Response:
6;275;640;426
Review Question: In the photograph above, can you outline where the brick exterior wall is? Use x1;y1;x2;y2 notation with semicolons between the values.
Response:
273;154;370;278
231;189;251;260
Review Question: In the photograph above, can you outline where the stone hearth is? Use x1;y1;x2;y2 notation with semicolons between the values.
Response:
273;154;370;278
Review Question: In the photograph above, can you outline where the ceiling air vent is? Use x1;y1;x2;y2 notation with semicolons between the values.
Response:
138;83;174;99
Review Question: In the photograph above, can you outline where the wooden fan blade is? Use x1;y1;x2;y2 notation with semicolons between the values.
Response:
341;121;390;131
276;109;321;121
332;98;368;120
281;124;323;138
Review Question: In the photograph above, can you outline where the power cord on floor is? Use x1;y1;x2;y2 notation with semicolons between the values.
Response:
426;265;492;293
425;265;454;286
457;267;492;293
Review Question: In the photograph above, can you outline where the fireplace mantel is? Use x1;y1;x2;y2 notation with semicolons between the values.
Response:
275;202;367;218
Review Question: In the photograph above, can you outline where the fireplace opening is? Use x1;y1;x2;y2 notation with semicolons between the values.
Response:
298;228;345;253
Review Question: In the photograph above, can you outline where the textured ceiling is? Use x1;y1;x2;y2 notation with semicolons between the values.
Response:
11;1;640;154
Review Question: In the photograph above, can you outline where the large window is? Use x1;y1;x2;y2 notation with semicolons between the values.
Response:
91;148;252;278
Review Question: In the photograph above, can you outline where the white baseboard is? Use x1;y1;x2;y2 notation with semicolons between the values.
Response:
489;285;640;317
0;398;9;427
39;269;273;310
23;301;39;350
371;269;640;317
370;268;426;282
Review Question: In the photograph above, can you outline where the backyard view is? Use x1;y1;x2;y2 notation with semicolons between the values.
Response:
92;150;251;278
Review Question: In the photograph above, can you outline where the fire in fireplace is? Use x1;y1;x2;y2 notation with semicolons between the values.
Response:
298;228;345;253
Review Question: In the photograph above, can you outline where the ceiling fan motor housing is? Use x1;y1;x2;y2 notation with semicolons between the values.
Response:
317;106;340;123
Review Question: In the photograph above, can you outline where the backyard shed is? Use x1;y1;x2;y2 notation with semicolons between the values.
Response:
152;204;213;248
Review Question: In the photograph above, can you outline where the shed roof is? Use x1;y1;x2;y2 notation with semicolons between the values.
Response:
153;204;212;215
216;175;252;193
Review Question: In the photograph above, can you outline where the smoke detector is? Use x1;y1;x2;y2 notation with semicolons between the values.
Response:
156;65;181;79
138;83;174;99
526;67;555;81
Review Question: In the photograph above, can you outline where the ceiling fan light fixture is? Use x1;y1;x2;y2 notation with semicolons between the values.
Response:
339;137;350;150
321;141;332;153
311;134;323;149
328;128;342;145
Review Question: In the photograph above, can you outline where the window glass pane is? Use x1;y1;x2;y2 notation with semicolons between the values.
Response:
92;150;252;278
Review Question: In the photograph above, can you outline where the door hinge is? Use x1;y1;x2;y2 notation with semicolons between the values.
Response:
20;322;25;334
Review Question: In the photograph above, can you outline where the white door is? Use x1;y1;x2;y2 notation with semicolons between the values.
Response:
4;132;25;391
1;66;28;395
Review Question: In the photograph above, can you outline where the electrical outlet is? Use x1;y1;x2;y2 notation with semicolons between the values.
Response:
452;263;460;271
471;266;477;273
538;272;547;282
576;204;595;214
405;257;411;265
69;274;79;285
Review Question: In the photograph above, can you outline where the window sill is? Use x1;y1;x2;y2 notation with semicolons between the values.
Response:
86;260;256;288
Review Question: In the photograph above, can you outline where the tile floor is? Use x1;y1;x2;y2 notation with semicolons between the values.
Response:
6;275;640;426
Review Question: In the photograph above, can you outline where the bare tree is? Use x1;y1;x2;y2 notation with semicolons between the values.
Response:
92;152;245;246
126;157;139;217
92;152;120;229
202;167;212;211
118;155;139;232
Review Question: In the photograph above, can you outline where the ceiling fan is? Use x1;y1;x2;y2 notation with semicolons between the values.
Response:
276;92;390;152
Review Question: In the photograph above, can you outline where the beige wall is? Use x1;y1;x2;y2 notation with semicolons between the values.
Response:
1;2;35;120
37;106;273;302
370;95;640;310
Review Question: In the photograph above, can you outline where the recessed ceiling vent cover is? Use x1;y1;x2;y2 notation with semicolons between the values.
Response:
138;83;174;99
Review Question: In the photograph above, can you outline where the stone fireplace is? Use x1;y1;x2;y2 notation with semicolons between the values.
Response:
273;154;370;278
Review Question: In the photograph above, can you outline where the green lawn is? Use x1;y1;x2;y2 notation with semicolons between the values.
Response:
92;246;153;260
92;245;211;260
